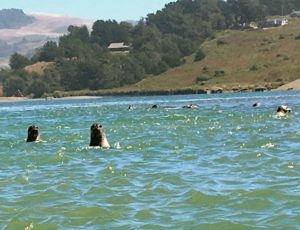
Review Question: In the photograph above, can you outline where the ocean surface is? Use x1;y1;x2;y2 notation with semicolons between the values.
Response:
0;91;299;229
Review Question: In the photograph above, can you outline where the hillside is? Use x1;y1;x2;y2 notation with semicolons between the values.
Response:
119;18;300;93
0;9;34;29
0;10;93;67
16;17;300;98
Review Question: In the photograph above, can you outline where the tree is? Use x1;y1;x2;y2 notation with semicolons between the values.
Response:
9;53;30;69
91;20;132;46
194;48;205;62
68;25;90;42
3;76;25;96
28;79;49;98
37;41;62;62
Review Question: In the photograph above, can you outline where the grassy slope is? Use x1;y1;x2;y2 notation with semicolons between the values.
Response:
24;61;54;75
120;17;300;92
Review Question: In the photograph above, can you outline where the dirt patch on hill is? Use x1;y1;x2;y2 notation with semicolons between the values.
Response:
275;79;300;91
24;61;53;75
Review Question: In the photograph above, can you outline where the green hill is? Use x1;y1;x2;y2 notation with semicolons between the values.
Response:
119;18;300;93
23;17;300;98
35;18;300;97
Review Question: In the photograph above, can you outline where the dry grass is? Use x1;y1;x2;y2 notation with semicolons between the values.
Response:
24;61;53;75
120;17;300;92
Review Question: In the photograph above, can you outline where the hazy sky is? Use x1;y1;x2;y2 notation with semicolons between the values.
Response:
1;0;176;21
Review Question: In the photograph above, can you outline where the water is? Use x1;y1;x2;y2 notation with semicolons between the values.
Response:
0;91;299;229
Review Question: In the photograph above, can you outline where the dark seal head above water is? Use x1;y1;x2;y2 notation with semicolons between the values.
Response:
89;123;110;148
26;125;40;142
276;105;291;117
252;102;261;107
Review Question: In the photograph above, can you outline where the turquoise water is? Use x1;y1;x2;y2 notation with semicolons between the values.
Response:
0;91;299;229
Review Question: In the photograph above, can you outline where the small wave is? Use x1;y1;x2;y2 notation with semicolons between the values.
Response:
261;143;275;148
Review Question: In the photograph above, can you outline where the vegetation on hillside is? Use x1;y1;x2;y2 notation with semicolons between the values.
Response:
1;0;300;97
123;18;300;93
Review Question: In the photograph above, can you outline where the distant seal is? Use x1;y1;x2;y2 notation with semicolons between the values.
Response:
151;104;158;109
89;123;110;148
26;125;40;142
252;102;261;107
276;105;291;116
182;104;199;109
128;105;133;111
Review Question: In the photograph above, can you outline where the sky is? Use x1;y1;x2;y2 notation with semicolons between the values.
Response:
0;0;176;21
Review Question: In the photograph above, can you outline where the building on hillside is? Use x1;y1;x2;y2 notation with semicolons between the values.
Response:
108;42;130;52
242;21;258;29
291;11;300;17
258;17;288;28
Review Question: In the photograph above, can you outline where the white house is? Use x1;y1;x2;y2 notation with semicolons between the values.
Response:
259;18;288;28
267;18;288;26
291;11;300;17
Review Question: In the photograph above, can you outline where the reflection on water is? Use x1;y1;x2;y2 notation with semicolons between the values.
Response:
0;91;299;229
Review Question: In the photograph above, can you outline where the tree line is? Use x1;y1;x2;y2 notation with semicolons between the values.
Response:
1;0;299;97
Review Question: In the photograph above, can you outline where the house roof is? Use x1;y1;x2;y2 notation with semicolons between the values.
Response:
291;11;300;15
267;17;287;22
108;42;129;49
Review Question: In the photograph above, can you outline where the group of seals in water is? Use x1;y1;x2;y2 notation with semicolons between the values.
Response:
128;103;200;111
26;123;110;148
253;103;291;116
26;104;291;144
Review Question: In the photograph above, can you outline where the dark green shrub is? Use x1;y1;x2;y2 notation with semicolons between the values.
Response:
249;65;258;71
195;76;210;83
194;49;205;62
214;70;225;77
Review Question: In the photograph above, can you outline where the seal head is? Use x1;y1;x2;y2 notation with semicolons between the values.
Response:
89;123;110;148
27;125;40;142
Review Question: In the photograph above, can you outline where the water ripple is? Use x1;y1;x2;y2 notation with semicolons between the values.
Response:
0;92;299;228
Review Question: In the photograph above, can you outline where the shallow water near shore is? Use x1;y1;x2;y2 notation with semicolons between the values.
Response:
0;91;299;229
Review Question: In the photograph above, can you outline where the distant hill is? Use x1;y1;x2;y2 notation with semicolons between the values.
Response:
39;18;300;98
119;18;300;93
0;9;34;29
0;10;93;67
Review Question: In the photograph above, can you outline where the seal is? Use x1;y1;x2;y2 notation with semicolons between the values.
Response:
128;105;133;111
26;125;40;142
252;102;261;107
89;123;110;148
276;105;291;116
182;104;199;109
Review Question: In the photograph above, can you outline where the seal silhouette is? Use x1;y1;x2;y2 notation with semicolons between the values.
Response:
276;105;291;116
26;125;40;142
89;123;110;148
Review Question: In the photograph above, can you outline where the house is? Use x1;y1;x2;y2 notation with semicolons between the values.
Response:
266;18;288;27
291;11;300;17
259;18;288;28
107;42;130;52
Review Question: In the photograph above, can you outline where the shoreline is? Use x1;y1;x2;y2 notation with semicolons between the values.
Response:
0;96;102;102
274;79;300;91
1;80;299;102
0;97;28;102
